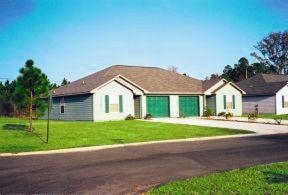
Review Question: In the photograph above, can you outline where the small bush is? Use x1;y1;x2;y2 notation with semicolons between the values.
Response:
224;112;233;119
274;117;282;125
203;107;214;118
179;114;186;118
144;113;152;120
125;114;135;120
248;113;258;121
217;112;226;117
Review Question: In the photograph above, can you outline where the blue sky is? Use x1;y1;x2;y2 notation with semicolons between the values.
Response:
0;0;287;84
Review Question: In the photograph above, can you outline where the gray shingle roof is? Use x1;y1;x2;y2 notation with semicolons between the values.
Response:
52;65;204;96
203;78;222;91
237;74;288;96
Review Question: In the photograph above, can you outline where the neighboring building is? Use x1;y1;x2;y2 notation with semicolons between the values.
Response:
237;74;288;115
204;78;245;116
49;65;245;121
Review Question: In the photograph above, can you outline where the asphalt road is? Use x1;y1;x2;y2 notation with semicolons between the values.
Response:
1;134;288;194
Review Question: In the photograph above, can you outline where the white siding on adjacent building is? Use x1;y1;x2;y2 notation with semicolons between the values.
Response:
93;81;134;121
276;85;288;115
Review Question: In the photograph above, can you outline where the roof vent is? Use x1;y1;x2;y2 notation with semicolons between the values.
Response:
82;81;85;85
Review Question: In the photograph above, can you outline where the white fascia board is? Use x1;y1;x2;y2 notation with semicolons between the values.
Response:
228;82;246;94
90;74;146;94
275;82;288;95
204;79;226;95
116;75;148;93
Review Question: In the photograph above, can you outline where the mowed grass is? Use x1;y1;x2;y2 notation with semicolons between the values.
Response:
150;161;288;194
243;113;288;120
0;117;252;153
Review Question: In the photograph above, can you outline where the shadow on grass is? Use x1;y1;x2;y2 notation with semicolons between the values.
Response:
2;124;28;131
111;139;125;144
264;171;288;184
2;124;47;144
34;132;47;144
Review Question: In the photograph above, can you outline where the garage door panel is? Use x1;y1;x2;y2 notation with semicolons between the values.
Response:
179;96;199;116
146;96;169;117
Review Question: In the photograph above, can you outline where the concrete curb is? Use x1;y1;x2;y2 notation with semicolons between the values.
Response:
0;133;260;157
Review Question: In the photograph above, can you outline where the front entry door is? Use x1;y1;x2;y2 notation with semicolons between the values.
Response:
134;95;141;119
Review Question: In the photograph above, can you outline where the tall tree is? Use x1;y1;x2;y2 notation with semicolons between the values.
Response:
0;82;4;115
237;57;249;80
251;30;288;74
61;78;70;86
251;62;276;75
205;73;221;80
0;80;16;116
221;65;235;81
220;57;278;82
16;59;50;132
49;82;59;89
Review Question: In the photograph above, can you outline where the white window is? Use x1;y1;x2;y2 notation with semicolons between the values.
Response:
109;95;119;112
282;95;288;108
224;95;235;109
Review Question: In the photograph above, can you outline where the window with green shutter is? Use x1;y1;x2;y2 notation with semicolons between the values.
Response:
105;95;109;113
119;95;123;112
232;95;235;109
282;95;285;108
223;95;226;109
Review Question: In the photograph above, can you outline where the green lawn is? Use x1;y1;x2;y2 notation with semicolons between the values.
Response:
150;161;288;194
242;113;288;120
0;117;251;153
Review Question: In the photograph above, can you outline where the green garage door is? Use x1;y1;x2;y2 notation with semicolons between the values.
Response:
179;96;199;116
146;96;169;117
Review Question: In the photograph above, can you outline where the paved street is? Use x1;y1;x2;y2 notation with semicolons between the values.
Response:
1;134;288;194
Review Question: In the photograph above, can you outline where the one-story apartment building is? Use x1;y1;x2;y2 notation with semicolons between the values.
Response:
237;74;288;115
50;65;245;121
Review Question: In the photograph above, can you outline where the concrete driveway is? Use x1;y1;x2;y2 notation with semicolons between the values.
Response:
151;118;288;135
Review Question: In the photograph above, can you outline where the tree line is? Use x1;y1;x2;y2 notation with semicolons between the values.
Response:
0;60;70;131
206;30;288;82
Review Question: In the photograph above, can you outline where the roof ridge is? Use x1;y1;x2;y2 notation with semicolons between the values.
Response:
111;64;162;69
110;64;203;82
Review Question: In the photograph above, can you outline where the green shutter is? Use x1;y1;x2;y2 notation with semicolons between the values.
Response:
282;95;285;108
119;95;123;112
105;95;109;113
232;95;235;109
223;95;226;109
